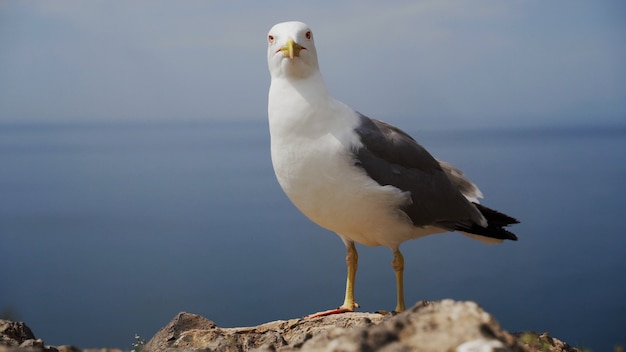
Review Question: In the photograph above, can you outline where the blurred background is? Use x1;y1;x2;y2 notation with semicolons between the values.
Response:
1;1;625;350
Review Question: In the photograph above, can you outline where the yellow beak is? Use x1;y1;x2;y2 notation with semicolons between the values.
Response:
280;38;303;59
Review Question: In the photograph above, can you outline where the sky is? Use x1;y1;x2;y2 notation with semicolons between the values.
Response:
0;0;624;128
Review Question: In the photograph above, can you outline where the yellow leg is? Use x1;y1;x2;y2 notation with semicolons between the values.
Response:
340;241;359;310
392;249;405;312
306;241;358;318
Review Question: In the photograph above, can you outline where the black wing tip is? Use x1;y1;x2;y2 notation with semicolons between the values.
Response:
465;223;519;241
473;203;520;226
500;228;519;241
461;203;520;241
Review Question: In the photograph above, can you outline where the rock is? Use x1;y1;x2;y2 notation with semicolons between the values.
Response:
143;300;580;352
0;321;121;352
0;301;580;352
0;320;36;347
55;347;82;352
142;310;384;352
0;320;57;352
514;332;579;352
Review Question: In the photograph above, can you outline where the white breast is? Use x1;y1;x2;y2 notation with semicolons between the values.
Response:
268;75;444;248
269;118;442;247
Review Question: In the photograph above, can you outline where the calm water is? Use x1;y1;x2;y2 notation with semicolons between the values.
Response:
1;120;625;350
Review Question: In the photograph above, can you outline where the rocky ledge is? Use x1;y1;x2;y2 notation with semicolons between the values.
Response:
1;300;578;352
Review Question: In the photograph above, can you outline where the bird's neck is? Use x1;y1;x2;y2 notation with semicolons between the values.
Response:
269;73;334;134
271;72;329;104
268;71;360;146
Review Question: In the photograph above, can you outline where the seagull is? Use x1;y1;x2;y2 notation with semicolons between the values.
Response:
266;21;518;317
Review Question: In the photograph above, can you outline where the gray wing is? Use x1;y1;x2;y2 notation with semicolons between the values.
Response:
352;114;485;231
437;159;483;203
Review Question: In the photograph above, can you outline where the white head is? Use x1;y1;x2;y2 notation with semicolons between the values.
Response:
267;21;320;80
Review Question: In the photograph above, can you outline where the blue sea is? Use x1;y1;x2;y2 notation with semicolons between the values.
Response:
1;119;625;351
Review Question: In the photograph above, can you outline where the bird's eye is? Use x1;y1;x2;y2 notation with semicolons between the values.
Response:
268;35;275;44
305;31;312;40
